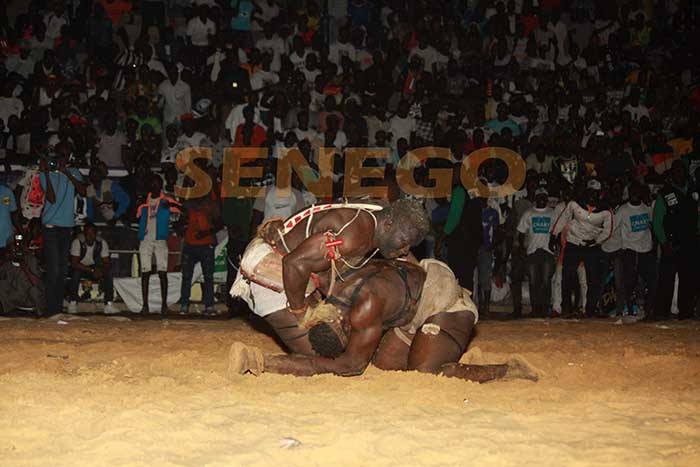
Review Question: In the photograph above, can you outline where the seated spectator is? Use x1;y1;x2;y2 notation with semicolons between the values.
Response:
485;103;522;138
67;223;115;314
85;164;130;225
130;96;162;139
234;106;267;147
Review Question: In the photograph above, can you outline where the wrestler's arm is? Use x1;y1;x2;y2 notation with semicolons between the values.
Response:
265;294;385;376
282;226;368;311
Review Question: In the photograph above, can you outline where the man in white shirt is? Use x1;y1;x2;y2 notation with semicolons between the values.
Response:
43;3;68;42
328;27;357;71
0;83;24;134
409;38;439;73
517;188;556;316
550;179;613;317
255;24;286;72
622;89;649;123
96;115;127;167
187;5;216;47
525;150;554;174
158;65;192;126
389;101;416;151
67;223;115;314
618;182;656;317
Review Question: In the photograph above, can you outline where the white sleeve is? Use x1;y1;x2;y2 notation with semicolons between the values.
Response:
551;201;572;236
595;210;614;244
70;239;81;257
101;240;110;258
516;211;531;234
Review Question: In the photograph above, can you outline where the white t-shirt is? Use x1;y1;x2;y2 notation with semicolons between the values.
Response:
517;207;555;255
618;202;653;253
70;238;110;267
0;97;24;131
158;79;192;125
525;154;554;174
255;35;286;72
254;186;316;221
145;198;160;241
602;206;623;253
187;17;216;46
329;42;357;66
410;46;439;72
97;131;127;167
622;104;650;123
389;115;416;149
250;69;280;90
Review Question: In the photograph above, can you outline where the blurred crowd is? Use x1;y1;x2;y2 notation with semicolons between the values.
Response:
0;0;699;320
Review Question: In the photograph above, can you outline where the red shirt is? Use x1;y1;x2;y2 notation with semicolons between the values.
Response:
234;124;267;147
184;206;215;246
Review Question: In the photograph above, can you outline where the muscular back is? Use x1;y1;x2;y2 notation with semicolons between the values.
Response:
326;260;426;330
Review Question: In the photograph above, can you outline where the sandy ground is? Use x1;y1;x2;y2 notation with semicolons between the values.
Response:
0;315;699;467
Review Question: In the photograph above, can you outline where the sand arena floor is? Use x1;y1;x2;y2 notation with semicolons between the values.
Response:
0;315;699;466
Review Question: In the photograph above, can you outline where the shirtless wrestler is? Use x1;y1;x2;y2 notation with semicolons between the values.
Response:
231;199;431;355
230;259;539;383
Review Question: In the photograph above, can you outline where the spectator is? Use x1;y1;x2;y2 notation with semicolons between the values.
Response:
67;223;115;314
158;65;192;127
85;164;130;225
39;142;87;316
517;187;556;317
177;193;219;316
652;161;699;320
551;179;613;318
136;174;181;318
0;183;18;254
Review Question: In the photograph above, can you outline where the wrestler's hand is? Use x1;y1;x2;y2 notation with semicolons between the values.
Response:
228;342;265;376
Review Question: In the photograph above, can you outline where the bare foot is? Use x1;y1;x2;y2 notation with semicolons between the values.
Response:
228;342;265;376
504;354;542;382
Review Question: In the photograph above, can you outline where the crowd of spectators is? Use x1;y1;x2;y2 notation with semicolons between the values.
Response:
0;0;699;320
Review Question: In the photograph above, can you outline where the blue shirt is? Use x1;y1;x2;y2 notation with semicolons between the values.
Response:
485;118;522;137
0;184;17;248
231;0;253;31
40;168;82;227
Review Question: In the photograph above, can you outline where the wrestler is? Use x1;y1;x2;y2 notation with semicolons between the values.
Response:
230;259;539;383
231;199;431;355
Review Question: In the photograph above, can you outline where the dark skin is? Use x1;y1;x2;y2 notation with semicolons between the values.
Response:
260;260;527;382
70;226;110;279
140;176;170;318
278;209;415;314
40;145;87;203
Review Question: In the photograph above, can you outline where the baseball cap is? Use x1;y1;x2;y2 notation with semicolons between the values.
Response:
587;179;602;190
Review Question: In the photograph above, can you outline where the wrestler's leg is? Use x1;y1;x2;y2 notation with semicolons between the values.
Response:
373;330;411;371
407;311;539;382
264;309;314;356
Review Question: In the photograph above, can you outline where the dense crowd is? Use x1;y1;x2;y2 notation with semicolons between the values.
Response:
0;0;699;320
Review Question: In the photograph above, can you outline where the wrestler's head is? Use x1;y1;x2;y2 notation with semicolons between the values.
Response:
309;321;348;358
375;199;431;259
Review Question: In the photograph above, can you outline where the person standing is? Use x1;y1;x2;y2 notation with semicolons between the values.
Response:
0;182;19;255
652;161;699;320
136;174;180;318
517;188;556;317
40;143;86;316
550;179;613;318
618;182;656;319
178;194;219;316
505;176;537;318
